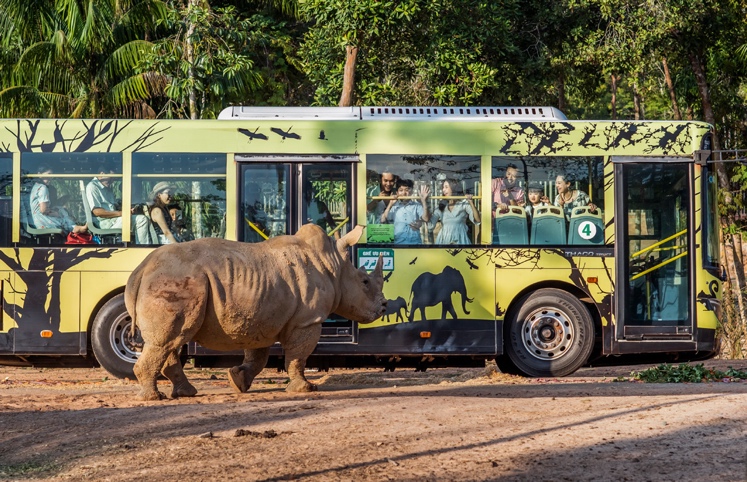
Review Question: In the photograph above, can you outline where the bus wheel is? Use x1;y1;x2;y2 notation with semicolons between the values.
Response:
506;289;594;377
91;293;141;379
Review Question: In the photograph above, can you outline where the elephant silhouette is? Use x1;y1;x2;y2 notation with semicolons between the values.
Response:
408;266;473;322
383;296;409;323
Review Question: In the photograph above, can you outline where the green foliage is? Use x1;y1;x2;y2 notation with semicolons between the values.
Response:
0;0;171;118
137;4;269;118
631;363;747;383
298;0;522;106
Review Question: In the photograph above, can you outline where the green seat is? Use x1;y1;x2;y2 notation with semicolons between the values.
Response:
568;206;604;245
531;206;566;245
493;206;528;245
79;180;122;240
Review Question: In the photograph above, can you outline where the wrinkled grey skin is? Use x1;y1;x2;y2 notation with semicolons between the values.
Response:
125;224;386;401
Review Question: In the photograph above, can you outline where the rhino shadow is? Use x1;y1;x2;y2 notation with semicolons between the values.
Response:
408;266;473;322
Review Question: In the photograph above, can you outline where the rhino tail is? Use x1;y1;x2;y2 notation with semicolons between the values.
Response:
125;263;146;338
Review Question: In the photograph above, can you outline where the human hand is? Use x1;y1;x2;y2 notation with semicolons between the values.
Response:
419;185;431;201
409;220;423;230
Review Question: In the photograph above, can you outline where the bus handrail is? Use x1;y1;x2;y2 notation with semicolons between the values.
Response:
244;217;269;240
630;229;687;258
630;251;688;281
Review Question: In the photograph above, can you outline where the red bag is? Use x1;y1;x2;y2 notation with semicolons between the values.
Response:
66;232;94;244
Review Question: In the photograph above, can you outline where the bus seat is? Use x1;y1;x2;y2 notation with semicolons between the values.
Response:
493;206;528;245
20;191;65;243
79;180;122;241
530;206;566;245
568;206;604;245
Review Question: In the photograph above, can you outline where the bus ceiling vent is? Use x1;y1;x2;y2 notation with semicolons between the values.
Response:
217;106;362;120
361;106;567;121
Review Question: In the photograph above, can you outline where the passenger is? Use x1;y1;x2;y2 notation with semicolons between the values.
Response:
29;166;88;234
554;173;597;220
168;203;192;241
86;166;151;244
148;182;181;244
491;163;525;215
430;178;480;245
525;183;550;220
244;184;269;242
366;168;398;224
381;179;431;244
303;180;340;239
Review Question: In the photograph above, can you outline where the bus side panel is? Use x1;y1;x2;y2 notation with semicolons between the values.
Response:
0;247;148;356
0;271;15;353
11;268;81;354
355;247;497;355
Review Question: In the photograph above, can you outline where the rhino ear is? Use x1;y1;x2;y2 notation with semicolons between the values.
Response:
336;225;364;255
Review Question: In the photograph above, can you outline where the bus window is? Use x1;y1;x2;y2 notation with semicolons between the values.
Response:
0;154;10;247
132;153;227;244
240;164;289;242
21;152;122;246
302;164;351;239
366;155;481;245
491;157;605;246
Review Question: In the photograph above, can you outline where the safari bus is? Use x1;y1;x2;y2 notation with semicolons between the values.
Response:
0;106;723;379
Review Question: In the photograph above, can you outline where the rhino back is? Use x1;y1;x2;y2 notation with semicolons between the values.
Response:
135;237;343;350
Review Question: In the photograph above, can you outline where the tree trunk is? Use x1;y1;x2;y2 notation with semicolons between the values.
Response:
633;81;642;120
186;0;199;120
339;45;358;107
662;57;682;120
557;70;566;113
610;73;618;120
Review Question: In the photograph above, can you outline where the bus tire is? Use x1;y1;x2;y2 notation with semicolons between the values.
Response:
91;293;140;379
505;289;594;377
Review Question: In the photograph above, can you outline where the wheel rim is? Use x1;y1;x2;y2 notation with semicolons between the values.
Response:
108;311;143;364
521;307;575;360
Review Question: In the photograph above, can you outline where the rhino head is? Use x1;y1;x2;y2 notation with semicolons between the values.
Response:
332;225;386;323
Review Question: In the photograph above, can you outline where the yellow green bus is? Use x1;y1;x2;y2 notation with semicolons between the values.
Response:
0;107;723;378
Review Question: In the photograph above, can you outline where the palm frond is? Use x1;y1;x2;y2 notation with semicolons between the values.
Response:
104;39;154;80
105;72;167;108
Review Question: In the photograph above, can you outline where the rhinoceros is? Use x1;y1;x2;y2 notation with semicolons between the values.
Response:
124;224;386;401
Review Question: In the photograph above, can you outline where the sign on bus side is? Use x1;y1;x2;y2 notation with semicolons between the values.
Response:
359;249;394;271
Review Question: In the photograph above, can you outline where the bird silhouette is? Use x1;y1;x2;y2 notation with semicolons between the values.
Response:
383;271;393;282
270;127;301;140
466;259;478;270
238;127;268;141
409;257;417;265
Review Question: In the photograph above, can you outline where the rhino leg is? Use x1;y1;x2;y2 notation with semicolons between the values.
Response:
283;325;322;393
162;350;197;398
134;344;172;401
228;347;270;394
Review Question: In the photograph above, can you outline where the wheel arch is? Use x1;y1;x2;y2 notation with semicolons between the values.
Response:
502;281;604;358
84;286;126;360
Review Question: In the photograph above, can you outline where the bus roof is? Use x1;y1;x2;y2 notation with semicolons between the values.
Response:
217;106;567;121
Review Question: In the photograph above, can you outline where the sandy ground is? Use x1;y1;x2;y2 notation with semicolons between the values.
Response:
1;359;746;482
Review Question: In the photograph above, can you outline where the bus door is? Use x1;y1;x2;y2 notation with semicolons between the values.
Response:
615;160;694;350
236;155;356;344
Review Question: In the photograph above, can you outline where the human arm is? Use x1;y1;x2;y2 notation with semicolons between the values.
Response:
380;196;398;223
419;185;431;222
466;194;480;223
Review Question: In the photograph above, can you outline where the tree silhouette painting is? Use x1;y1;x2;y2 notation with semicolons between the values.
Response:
0;119;169;153
0;247;120;352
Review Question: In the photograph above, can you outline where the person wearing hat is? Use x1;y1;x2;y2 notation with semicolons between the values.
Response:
148;181;181;244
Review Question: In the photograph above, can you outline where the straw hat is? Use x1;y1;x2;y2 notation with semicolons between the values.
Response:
150;181;176;199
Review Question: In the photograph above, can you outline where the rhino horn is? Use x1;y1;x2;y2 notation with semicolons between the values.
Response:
336;225;364;254
373;254;384;278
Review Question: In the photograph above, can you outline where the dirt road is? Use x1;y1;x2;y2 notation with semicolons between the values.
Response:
1;360;746;481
